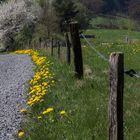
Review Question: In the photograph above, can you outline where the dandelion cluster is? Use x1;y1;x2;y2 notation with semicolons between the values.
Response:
15;49;66;137
15;49;54;106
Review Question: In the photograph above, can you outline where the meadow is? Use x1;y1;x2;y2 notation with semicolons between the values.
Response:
17;29;140;140
86;29;140;44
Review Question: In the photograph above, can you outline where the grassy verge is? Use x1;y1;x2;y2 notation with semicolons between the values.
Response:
15;30;140;140
15;41;140;140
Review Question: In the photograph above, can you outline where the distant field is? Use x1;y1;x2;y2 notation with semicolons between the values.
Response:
90;16;140;31
85;29;140;44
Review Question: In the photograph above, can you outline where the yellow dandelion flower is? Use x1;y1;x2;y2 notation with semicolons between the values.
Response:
37;116;42;119
18;131;25;137
60;110;66;116
42;108;54;115
19;109;27;113
42;82;48;86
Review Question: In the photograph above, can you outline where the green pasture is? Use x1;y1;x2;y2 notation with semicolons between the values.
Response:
85;29;140;44
20;29;140;140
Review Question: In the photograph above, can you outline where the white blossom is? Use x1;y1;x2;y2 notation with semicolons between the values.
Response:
0;0;41;51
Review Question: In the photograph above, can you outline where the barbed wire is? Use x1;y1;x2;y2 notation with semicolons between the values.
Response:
81;33;109;62
81;33;140;79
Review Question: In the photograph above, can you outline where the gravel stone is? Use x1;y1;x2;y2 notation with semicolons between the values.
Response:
0;54;34;140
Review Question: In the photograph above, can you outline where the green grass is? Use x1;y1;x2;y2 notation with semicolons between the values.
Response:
85;29;140;44
19;29;140;140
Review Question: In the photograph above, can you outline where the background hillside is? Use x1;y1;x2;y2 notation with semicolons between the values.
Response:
0;0;140;52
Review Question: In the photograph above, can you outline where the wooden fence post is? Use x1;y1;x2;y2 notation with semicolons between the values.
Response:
50;38;54;56
65;32;71;65
70;22;83;78
57;41;61;59
109;52;124;140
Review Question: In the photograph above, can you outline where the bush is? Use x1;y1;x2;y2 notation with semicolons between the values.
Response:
90;16;136;30
14;24;35;50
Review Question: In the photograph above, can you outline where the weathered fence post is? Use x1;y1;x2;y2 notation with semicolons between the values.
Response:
109;52;124;140
39;38;42;49
57;41;61;59
65;32;71;65
50;38;54;56
70;22;83;78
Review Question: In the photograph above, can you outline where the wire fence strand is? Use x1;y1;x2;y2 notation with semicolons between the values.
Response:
81;34;109;62
81;33;140;79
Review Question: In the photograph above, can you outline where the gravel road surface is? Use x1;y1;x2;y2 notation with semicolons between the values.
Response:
0;54;34;140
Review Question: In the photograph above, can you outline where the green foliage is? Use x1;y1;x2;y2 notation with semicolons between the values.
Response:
53;0;92;29
14;24;34;50
77;0;104;14
37;0;59;36
53;0;78;31
128;0;140;20
53;0;77;21
90;16;135;30
31;23;48;46
75;2;91;29
36;0;47;7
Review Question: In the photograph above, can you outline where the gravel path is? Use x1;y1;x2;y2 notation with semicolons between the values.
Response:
0;54;34;140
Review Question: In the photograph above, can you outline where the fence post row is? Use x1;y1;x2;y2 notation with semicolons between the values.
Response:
109;52;124;140
69;22;83;78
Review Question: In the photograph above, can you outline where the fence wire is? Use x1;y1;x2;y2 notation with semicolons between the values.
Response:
81;34;109;62
81;33;140;79
124;69;140;78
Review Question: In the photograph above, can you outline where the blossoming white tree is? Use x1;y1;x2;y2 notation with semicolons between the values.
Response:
0;0;41;51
